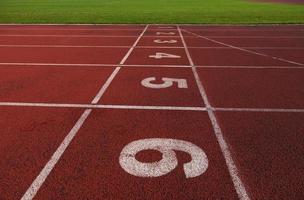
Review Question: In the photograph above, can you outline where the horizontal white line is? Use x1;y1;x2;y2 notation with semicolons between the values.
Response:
0;62;191;68
208;36;304;39
213;107;304;113
1;34;303;39
0;45;302;50
0;34;186;38
0;23;303;26
0;102;303;113
0;102;205;111
0;62;303;69
197;65;304;69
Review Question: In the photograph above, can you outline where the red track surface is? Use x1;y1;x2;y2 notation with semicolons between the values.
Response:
0;24;303;200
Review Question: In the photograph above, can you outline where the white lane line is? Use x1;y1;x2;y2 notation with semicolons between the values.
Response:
0;34;186;38
0;62;192;68
91;67;121;104
213;107;304;113
0;28;144;31
178;25;250;200
1;101;304;112
1;34;303;39
1;62;303;69
0;45;303;50
119;25;149;65
0;102;206;111
21;25;148;200
21;108;92;200
208;36;304;38
197;65;304;69
182;29;304;66
0;45;184;48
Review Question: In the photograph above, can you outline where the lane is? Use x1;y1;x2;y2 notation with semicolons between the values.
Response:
181;30;304;37
185;37;304;48
0;36;137;46
216;111;304;199
0;25;145;30
197;68;304;109
99;67;204;107
33;109;239;200
257;49;304;64
0;47;129;64
180;25;304;31
189;48;298;66
0;65;115;104
0;107;85;199
0;29;142;36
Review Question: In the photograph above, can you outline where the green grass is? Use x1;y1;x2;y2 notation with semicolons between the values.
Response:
0;0;303;24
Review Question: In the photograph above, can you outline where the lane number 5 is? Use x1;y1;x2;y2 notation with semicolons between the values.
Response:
119;138;208;178
141;77;188;89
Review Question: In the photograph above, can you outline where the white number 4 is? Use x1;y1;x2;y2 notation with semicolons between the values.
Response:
141;77;188;89
149;52;181;59
119;138;208;178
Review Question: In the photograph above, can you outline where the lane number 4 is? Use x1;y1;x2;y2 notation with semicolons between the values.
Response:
119;138;208;178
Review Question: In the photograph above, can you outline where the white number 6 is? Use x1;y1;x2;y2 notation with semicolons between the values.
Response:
119;138;208;178
141;77;188;89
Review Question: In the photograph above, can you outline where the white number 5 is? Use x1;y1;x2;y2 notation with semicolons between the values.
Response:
141;77;188;89
119;138;208;178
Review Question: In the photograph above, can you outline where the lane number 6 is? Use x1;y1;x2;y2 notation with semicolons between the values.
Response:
119;138;208;178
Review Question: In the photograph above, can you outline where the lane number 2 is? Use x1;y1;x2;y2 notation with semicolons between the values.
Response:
149;52;181;59
141;77;188;89
119;138;208;178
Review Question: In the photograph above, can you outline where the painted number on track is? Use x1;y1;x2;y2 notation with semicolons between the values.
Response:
153;39;177;44
149;52;181;59
141;77;188;89
156;32;175;35
119;138;208;178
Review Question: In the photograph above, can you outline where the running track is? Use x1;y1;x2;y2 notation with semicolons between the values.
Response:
0;24;303;200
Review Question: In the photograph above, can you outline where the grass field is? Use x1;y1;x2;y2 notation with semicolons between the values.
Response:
0;0;303;24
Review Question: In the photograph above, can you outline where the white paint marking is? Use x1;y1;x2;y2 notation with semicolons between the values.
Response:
178;25;251;200
149;52;181;59
141;77;188;89
0;62;303;69
153;39;177;44
156;32;176;36
119;138;208;178
119;25;149;64
0;101;303;112
0;102;205;111
212;107;304;113
91;67;121;104
182;29;304;66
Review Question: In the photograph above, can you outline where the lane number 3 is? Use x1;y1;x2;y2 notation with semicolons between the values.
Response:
119;138;208;178
141;77;188;89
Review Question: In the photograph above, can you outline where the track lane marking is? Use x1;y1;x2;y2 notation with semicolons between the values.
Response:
0;102;205;111
21;25;149;200
1;62;304;69
1;101;304;112
178;25;251;200
182;29;304;66
0;45;303;49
